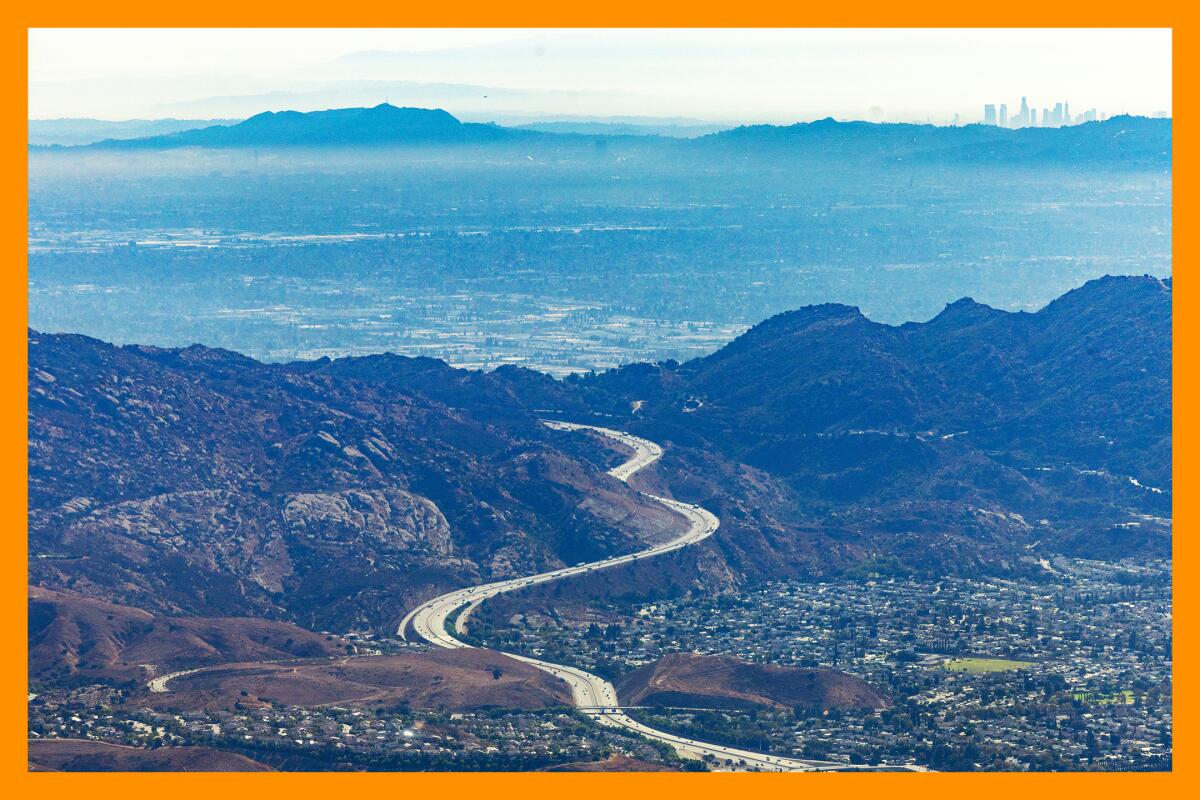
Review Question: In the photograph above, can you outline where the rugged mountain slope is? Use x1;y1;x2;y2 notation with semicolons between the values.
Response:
28;331;674;630
29;275;1171;631
616;653;888;711
573;275;1170;565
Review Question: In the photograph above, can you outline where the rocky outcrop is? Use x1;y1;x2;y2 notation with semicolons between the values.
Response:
283;488;453;555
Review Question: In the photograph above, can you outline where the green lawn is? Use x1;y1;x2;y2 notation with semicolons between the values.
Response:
943;657;1035;673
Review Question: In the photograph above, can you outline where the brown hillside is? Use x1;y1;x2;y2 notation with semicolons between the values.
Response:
29;587;347;685
616;653;888;711
28;739;273;772
539;755;678;771
146;648;573;711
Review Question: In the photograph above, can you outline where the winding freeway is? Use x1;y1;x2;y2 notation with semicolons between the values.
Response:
399;421;924;772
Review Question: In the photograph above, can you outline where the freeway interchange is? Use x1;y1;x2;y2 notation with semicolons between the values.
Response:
398;421;908;772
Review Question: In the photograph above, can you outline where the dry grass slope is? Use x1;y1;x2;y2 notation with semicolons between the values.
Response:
28;739;273;772
617;652;889;711
147;648;574;711
29;587;348;685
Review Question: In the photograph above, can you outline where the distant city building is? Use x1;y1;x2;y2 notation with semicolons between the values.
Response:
979;96;1108;128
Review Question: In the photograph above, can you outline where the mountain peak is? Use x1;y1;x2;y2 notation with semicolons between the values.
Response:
749;302;869;335
925;297;1004;327
702;303;870;365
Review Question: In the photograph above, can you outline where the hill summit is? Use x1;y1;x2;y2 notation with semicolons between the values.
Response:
616;653;889;711
91;104;515;149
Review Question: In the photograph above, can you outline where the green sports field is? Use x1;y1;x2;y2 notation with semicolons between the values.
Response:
943;657;1035;673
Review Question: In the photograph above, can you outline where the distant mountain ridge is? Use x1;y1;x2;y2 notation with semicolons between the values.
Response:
28;117;240;147
35;105;1171;167
702;115;1172;166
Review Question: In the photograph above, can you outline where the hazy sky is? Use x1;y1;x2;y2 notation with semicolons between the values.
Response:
28;28;1172;123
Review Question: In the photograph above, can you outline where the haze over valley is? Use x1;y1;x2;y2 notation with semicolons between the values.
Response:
29;106;1171;374
27;28;1172;773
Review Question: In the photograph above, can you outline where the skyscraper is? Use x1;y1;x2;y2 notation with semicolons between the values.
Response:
1019;96;1029;127
984;104;997;126
999;104;1008;127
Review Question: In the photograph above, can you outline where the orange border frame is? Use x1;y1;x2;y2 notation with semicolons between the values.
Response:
4;8;1185;798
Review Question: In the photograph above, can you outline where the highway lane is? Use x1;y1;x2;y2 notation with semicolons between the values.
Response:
399;421;922;771
147;667;203;694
